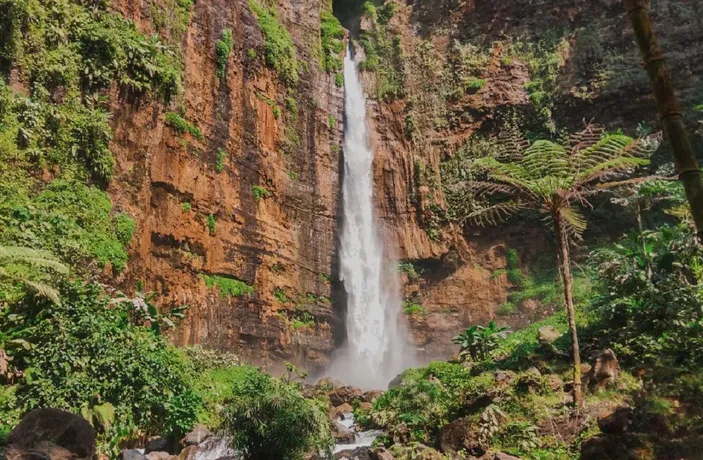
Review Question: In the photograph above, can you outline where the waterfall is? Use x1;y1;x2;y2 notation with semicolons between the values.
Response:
326;45;413;389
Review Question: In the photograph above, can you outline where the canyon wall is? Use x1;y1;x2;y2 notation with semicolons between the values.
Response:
97;0;701;368
358;0;703;359
106;0;346;373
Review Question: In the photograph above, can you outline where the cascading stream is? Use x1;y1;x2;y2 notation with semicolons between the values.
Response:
326;45;413;390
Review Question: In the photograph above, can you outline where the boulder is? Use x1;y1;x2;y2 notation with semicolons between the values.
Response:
494;370;516;385
591;349;620;390
580;434;629;460
333;421;355;444
387;373;403;389
329;387;363;406
525;367;542;378
598;406;631;434
177;446;199;460
363;390;383;402
145;438;169;454
182;424;211;446
494;453;521;460
317;377;345;390
330;402;354;421
372;447;395;460
358;402;373;412
121;449;148;460
334;447;373;460
438;418;484;456
6;408;96;459
537;326;562;344
146;452;170;460
545;374;564;392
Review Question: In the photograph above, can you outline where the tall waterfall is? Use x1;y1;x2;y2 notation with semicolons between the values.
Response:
326;45;413;389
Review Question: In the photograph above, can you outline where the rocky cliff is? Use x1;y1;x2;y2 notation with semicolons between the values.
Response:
353;0;703;359
103;0;346;373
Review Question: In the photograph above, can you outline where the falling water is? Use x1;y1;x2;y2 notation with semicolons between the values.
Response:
326;45;413;389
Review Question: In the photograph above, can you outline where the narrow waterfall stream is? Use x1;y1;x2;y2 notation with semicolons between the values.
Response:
326;45;413;391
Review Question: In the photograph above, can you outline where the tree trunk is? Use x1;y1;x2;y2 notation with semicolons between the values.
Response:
636;199;652;279
624;0;703;241
553;213;583;406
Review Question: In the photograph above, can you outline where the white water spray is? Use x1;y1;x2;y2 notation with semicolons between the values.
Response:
326;45;413;389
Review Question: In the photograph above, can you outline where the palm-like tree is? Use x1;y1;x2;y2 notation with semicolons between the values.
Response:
463;125;658;405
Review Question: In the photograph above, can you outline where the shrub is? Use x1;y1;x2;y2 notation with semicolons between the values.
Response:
403;301;426;317
207;214;216;235
290;311;315;330
328;115;337;129
215;28;233;80
202;274;254;298
285;97;297;115
0;281;201;439
215;148;227;172
334;72;344;88
453;321;509;362
319;12;344;73
248;0;299;86
221;366;332;459
113;212;136;246
165;112;203;141
273;287;288;303
398;262;421;280
464;77;486;91
181;202;192;212
252;185;270;201
247;48;257;59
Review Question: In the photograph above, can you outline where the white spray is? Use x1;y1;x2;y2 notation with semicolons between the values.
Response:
326;45;413;389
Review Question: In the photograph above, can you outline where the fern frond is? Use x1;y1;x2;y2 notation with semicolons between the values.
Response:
568;123;605;152
575;157;650;185
561;206;587;238
0;246;68;274
521;140;570;179
465;201;528;226
23;280;61;305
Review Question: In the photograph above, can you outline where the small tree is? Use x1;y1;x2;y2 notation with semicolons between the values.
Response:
461;125;657;405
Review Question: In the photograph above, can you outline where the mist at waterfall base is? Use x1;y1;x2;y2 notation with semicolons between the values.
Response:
323;46;415;390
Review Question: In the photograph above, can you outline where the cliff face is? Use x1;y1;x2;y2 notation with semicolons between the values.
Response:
91;0;702;367
106;0;345;373
358;0;703;359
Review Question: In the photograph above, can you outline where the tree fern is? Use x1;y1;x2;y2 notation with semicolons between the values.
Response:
458;123;659;407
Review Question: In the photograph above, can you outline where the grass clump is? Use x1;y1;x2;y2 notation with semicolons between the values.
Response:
403;301;426;317
165;112;204;141
215;148;227;172
248;0;299;86
273;287;288;303
202;274;255;298
252;185;270;201
215;28;233;81
207;214;216;235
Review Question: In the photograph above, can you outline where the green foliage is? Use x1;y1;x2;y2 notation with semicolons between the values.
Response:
252;185;270;201
402;300;426;317
398;262;421;281
505;248;524;285
249;0;299;86
215;148;227;172
0;179;130;272
202;274;255;298
290;311;315;330
221;366;332;459
205;214;215;235
181;202;192;212
0;281;201;440
328;114;337;129
216;28;233;81
0;246;68;304
334;72;344;88
113;212;136;247
182;345;239;372
453;321;509;362
464;77;486;91
273;287;288;303
591;223;703;368
358;11;405;101
165;112;204;141
247;48;257;60
319;12;344;73
285;97;297;115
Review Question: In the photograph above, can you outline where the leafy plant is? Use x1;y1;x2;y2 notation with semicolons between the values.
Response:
113;212;136;246
248;0;299;86
221;366;332;459
453;321;509;362
207;214;216;235
273;287;288;303
165;112;204;141
181;202;192;212
403;301;426;317
252;185;270;201
398;262;421;281
202;274;255;298
215;148;227;172
215;28;233;81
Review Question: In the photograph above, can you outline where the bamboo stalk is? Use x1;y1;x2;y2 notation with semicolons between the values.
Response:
624;0;703;239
